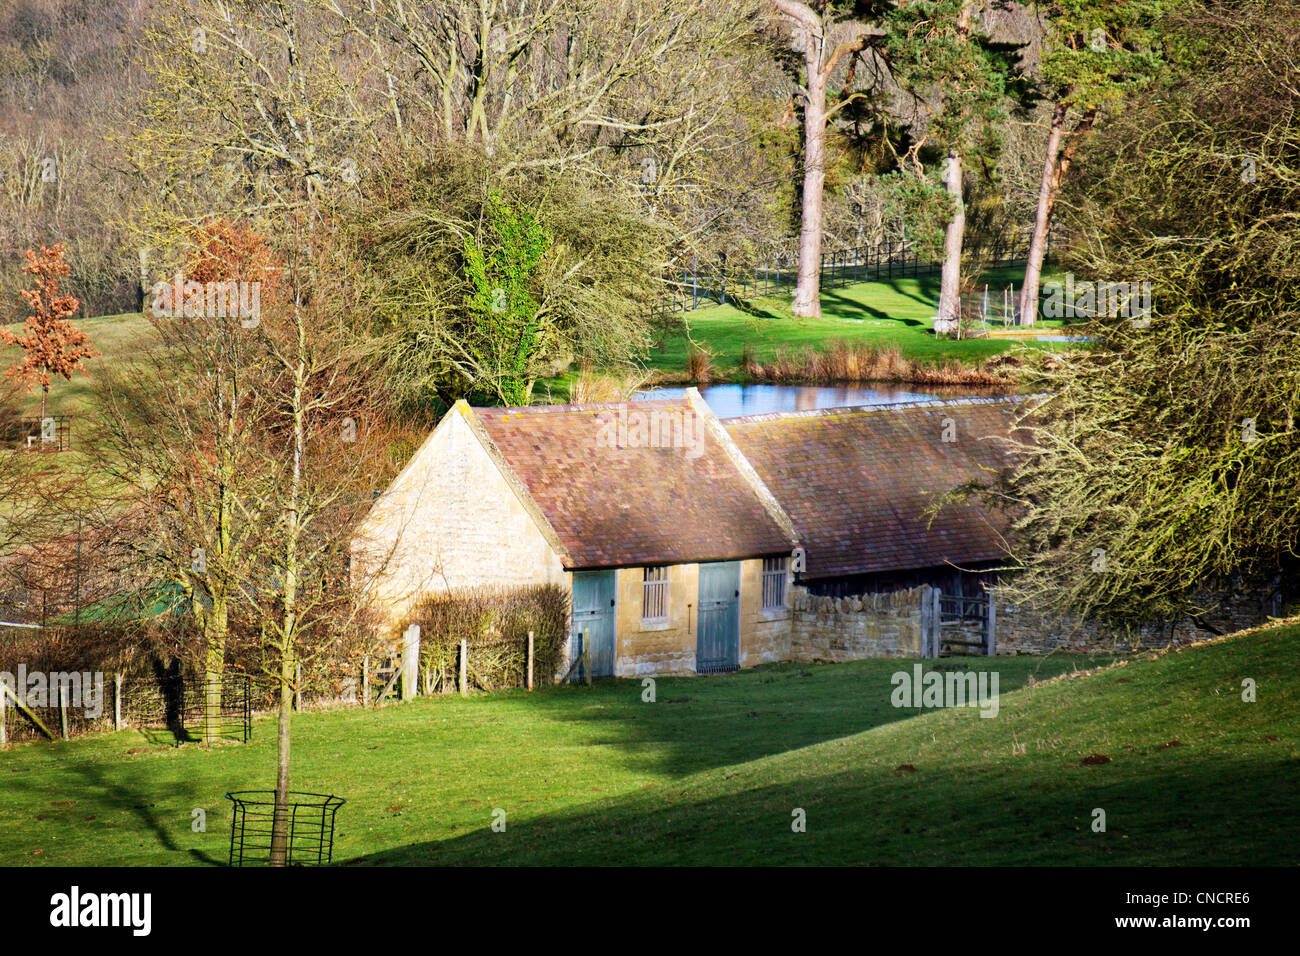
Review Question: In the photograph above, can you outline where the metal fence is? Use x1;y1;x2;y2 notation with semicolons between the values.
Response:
649;240;935;322
130;675;254;744
0;671;254;745
650;227;1068;323
1;415;72;452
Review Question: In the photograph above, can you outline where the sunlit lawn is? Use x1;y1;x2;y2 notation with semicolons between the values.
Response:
644;265;1071;375
2;623;1295;866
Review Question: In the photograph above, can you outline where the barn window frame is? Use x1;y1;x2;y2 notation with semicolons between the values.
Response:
761;557;789;611
641;566;670;623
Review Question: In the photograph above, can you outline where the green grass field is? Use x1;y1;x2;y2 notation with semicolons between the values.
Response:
644;266;1068;377
0;312;155;532
2;622;1295;866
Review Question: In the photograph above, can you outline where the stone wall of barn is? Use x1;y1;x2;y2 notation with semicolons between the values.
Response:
786;580;1277;660
740;558;794;667
352;407;567;628
788;585;929;661
614;563;699;677
612;559;793;676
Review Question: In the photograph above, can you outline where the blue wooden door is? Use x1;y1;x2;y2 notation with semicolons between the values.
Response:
571;572;616;679
696;561;740;673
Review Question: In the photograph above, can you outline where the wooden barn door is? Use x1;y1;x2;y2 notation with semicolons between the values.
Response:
571;571;616;679
696;561;740;674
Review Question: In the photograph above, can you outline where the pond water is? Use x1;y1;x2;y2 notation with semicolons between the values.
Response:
634;383;1005;419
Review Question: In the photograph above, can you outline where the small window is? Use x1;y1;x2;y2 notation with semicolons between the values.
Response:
762;557;788;610
642;566;670;622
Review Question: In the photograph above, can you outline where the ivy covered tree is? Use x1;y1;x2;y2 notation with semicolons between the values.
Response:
358;150;664;415
463;194;549;407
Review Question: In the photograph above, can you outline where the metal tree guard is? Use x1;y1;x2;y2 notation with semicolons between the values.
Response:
225;791;346;866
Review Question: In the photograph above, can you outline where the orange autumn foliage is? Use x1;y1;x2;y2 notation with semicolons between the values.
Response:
185;219;285;301
1;244;98;417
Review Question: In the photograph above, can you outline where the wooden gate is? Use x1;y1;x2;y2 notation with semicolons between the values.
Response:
571;572;616;679
696;561;740;673
938;592;996;656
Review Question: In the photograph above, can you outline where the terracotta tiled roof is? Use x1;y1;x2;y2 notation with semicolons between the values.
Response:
724;397;1026;580
472;400;795;569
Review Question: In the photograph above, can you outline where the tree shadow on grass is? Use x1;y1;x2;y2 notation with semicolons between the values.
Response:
819;276;943;325
820;289;927;325
4;735;225;866
724;297;787;320
424;657;1095;783
344;742;1299;867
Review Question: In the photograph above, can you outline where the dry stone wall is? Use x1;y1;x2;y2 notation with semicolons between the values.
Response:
789;585;929;661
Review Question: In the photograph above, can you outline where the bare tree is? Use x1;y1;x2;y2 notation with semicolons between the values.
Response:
770;1;880;318
92;259;275;742
132;1;772;262
239;222;397;865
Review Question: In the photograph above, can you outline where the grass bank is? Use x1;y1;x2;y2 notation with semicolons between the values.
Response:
2;621;1295;866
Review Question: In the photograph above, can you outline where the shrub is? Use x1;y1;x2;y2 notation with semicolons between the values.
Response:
569;364;652;404
408;585;569;692
685;346;714;383
744;342;1011;386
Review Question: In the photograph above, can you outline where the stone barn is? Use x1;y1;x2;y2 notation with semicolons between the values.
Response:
352;390;801;677
352;390;1038;675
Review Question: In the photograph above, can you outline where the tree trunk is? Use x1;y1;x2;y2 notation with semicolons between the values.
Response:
1021;105;1095;325
269;343;307;866
268;646;294;866
936;147;965;333
1020;102;1067;326
202;600;226;744
792;51;828;318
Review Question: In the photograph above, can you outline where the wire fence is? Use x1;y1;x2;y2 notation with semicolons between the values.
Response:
0;415;73;452
0;670;254;745
959;284;1030;329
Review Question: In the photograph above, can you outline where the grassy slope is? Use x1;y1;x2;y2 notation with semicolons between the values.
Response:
0;312;154;534
2;623;1296;866
644;266;1067;375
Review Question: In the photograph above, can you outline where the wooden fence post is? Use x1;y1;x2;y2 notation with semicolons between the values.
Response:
527;630;535;692
114;673;122;731
362;656;370;708
987;596;997;657
920;586;932;659
295;662;302;711
0;681;7;747
459;639;468;697
58;684;68;740
402;624;420;701
584;628;592;687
